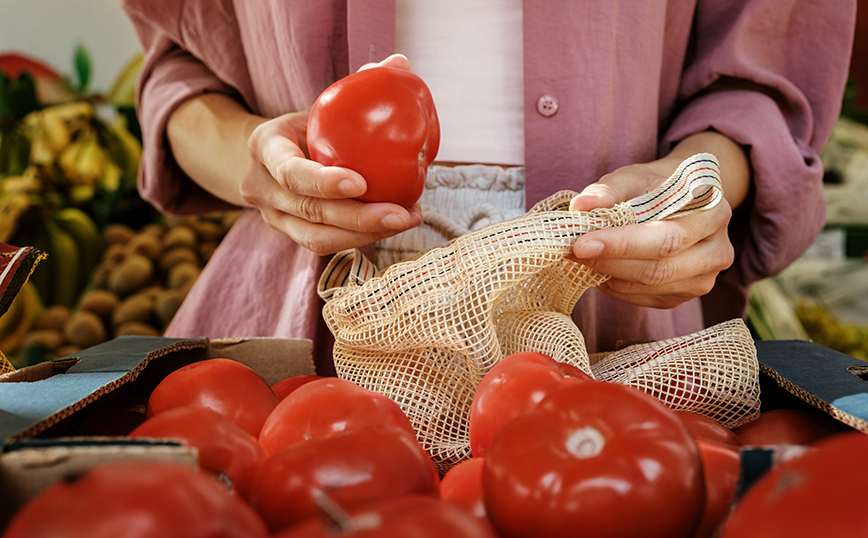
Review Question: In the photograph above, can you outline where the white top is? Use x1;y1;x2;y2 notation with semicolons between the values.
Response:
395;0;525;166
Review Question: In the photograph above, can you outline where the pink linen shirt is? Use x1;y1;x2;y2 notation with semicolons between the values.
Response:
119;0;855;375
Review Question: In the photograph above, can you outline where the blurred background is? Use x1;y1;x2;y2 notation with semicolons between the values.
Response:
1;1;868;368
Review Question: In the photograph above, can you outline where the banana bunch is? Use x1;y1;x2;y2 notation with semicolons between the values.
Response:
0;282;43;358
12;207;103;309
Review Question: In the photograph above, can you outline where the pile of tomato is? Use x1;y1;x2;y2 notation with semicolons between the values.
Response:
4;352;867;538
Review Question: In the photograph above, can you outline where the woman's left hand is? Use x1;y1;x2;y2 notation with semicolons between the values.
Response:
569;131;750;309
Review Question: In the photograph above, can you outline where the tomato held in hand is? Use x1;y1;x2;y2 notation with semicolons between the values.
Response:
307;65;440;208
249;426;440;533
469;351;593;457
2;460;270;538
147;358;279;439
275;495;497;538
718;432;868;537
258;377;417;455
129;406;268;500
484;381;704;538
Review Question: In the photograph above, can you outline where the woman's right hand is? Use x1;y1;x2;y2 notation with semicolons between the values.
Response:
240;54;421;256
239;107;422;256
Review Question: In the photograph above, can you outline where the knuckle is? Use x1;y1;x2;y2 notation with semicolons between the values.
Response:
301;232;337;256
638;261;674;288
659;227;689;258
295;196;325;224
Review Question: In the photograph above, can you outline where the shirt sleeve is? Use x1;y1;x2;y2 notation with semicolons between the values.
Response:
659;0;857;324
119;0;256;215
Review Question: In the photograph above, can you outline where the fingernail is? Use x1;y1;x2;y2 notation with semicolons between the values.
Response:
381;213;407;229
339;178;364;196
574;240;603;258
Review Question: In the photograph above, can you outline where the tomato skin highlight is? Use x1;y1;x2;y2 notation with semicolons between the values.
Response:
249;426;440;533
258;377;417;455
469;351;592;457
129;406;267;500
146;358;279;439
307;65;440;208
483;381;704;538
2;461;270;538
718;432;868;538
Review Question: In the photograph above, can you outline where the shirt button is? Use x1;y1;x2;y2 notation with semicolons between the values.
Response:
536;94;559;117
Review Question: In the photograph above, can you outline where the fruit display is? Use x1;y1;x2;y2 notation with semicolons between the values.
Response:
2;352;865;538
7;215;234;366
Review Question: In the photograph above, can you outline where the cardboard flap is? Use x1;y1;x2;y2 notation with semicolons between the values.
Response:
0;336;209;445
756;340;868;433
208;337;315;385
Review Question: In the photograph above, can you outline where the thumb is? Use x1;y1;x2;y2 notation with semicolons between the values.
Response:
569;183;621;212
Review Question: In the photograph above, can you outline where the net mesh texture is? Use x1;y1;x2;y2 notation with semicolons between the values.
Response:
318;154;760;470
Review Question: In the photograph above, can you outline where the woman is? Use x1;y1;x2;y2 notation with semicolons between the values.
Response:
119;0;855;375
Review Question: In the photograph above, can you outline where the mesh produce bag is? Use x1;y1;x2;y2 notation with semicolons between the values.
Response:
318;154;760;470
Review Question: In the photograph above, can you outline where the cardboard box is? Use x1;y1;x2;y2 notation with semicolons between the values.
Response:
755;339;868;433
0;335;315;525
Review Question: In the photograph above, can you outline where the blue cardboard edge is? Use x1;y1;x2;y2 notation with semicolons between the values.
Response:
0;336;209;446
755;339;868;425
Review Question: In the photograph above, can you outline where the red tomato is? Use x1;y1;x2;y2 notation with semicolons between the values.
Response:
693;439;741;538
307;65;440;208
718;432;868;537
676;411;741;447
469;351;593;457
249;426;440;533
274;495;497;538
483;381;704;538
129;406;267;500
440;457;487;519
258;377;416;455
732;408;842;446
147;358;279;439
271;374;322;401
2;460;269;538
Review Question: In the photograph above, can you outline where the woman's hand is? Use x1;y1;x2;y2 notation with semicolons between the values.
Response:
569;131;750;309
239;54;422;256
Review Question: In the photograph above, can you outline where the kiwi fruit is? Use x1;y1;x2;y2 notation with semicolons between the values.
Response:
34;305;71;332
115;321;160;337
107;254;155;297
79;289;120;319
64;311;107;349
112;293;155;327
102;223;135;246
163;225;198;250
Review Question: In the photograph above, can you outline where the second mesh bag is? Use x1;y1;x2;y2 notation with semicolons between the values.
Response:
318;154;760;470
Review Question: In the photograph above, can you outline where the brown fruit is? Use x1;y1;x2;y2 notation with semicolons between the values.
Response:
163;225;198;249
112;293;155;327
107;253;154;296
158;246;200;273
64;311;107;349
34;305;71;332
114;321;160;337
191;219;223;242
102;243;128;263
199;240;219;263
155;288;186;327
18;329;66;352
55;344;82;357
127;232;163;261
79;289;120;319
102;223;135;246
166;262;201;290
140;223;165;238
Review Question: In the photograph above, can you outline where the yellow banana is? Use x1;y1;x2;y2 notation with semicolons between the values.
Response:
54;207;103;293
108;120;142;179
0;192;31;243
43;219;82;308
57;130;106;187
24;108;72;164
